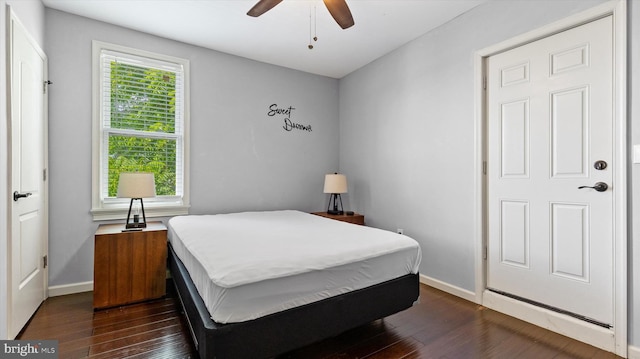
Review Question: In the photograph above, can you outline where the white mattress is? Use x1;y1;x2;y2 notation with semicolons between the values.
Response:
168;210;422;323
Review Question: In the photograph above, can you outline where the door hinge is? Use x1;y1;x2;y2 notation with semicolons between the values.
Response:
483;246;488;260
43;255;48;269
43;80;52;94
483;161;487;175
43;168;47;181
483;76;487;90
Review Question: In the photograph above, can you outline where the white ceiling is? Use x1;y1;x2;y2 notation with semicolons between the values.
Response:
42;0;487;79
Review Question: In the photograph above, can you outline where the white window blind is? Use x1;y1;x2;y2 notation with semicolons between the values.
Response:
92;41;190;220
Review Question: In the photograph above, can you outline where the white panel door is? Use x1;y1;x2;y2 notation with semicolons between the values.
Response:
9;13;48;339
487;16;613;326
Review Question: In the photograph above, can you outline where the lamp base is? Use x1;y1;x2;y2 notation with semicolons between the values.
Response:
125;222;147;229
125;198;148;230
327;193;345;216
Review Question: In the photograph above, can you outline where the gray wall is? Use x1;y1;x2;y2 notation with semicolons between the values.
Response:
338;0;640;347
44;9;340;287
0;0;45;340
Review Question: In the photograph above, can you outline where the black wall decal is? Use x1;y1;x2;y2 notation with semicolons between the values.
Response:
267;104;312;133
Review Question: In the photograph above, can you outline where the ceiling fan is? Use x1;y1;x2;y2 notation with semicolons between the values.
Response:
247;0;355;29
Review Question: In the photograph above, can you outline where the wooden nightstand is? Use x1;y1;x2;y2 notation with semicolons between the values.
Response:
311;212;365;225
93;221;167;309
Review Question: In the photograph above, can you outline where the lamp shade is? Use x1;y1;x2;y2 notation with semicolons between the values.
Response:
117;172;156;198
323;173;347;194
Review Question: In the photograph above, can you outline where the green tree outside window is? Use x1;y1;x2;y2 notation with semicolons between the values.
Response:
107;62;178;197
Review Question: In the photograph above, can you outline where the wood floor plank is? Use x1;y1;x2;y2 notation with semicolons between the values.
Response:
325;331;407;358
59;317;183;353
87;332;189;359
92;310;180;335
17;282;620;359
362;337;424;359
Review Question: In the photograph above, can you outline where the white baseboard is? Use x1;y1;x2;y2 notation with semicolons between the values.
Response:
48;281;93;297
628;345;640;359
419;274;477;303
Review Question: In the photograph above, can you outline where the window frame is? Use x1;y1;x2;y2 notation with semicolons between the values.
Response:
91;41;190;220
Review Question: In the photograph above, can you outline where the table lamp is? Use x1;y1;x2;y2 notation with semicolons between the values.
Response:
117;172;156;229
324;173;347;215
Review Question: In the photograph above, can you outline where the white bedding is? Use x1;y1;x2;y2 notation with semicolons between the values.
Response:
168;210;421;323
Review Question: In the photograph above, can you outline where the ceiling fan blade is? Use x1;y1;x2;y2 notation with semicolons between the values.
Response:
323;0;354;29
247;0;283;17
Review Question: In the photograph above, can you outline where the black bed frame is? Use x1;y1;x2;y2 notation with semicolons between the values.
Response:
168;243;420;358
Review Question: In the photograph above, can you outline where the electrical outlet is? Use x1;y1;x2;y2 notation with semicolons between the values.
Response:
397;228;404;235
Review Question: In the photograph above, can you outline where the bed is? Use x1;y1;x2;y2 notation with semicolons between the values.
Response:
167;210;421;358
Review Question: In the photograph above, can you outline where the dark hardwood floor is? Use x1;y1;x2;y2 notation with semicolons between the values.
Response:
18;283;619;358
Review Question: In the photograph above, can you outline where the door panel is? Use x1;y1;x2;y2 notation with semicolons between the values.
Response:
550;203;589;281
501;99;529;178
551;87;588;177
487;16;613;326
500;200;529;268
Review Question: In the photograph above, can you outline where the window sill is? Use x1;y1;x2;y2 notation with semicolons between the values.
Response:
91;204;190;221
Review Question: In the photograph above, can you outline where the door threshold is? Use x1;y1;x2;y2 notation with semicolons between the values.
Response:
482;289;615;354
487;288;611;329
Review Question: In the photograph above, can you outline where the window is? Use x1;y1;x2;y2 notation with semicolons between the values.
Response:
92;41;190;220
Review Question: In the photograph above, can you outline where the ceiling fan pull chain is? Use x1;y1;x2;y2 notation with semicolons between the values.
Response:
308;5;317;49
314;5;318;42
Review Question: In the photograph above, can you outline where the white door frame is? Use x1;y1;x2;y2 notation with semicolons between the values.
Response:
6;6;49;339
473;0;626;356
